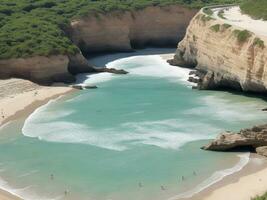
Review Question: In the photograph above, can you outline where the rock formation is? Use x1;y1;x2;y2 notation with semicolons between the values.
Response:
70;5;197;53
202;124;267;156
0;5;197;84
169;10;267;93
0;52;96;85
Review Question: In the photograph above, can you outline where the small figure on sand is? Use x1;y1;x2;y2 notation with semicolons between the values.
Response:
50;174;54;180
138;182;143;188
161;185;166;191
182;176;185;181
34;91;38;96
193;171;197;176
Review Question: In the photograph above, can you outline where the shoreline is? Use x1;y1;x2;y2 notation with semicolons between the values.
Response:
185;153;267;200
0;51;266;200
0;79;75;200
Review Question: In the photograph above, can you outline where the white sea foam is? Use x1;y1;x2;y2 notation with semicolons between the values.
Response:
108;55;193;85
168;153;250;200
184;95;266;123
76;72;114;86
23;104;221;151
75;55;194;88
18;170;39;178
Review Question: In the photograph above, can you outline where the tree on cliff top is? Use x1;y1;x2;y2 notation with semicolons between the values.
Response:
0;0;242;59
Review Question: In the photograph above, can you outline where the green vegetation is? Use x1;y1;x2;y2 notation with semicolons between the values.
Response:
203;7;213;15
233;29;252;43
253;37;265;49
0;0;242;59
201;14;214;22
210;24;220;32
218;10;226;19
251;192;267;200
240;0;267;20
222;23;232;29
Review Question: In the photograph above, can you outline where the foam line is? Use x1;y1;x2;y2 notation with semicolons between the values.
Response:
168;153;250;200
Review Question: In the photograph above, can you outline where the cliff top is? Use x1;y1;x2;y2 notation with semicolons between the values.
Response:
0;0;241;60
211;6;267;38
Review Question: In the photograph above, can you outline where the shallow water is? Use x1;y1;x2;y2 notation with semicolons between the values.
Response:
0;49;267;200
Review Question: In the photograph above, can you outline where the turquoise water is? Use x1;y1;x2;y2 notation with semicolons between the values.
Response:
0;49;267;200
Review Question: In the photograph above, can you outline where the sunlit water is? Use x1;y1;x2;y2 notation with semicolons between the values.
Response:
0;49;267;200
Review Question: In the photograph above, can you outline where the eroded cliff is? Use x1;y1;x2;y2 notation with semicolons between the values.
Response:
0;5;197;84
0;52;95;85
70;5;197;53
169;10;267;93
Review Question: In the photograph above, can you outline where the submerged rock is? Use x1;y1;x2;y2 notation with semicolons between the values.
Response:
202;124;267;157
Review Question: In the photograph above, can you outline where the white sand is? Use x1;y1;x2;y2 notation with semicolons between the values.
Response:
204;166;267;200
0;79;73;126
212;6;267;38
160;53;174;60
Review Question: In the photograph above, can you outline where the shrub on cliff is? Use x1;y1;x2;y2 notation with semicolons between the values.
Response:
253;38;265;49
252;192;267;200
210;24;220;32
241;0;267;20
233;29;252;43
0;0;242;59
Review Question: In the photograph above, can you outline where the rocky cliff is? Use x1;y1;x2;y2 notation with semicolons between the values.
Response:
169;11;267;93
70;5;197;53
0;52;95;85
202;124;267;157
0;5;197;84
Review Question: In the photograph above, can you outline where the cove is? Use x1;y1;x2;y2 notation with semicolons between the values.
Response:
0;49;267;200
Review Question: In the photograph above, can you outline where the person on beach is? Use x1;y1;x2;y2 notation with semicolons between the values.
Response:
193;171;197;176
50;174;54;180
161;185;166;190
138;182;143;188
182;176;185;181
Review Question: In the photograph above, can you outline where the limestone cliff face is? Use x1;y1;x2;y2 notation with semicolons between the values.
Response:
70;5;197;53
0;53;95;85
0;5;197;84
170;11;267;92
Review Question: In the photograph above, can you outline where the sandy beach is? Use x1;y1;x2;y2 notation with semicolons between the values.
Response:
0;78;74;200
0;52;267;200
204;165;267;200
0;79;73;127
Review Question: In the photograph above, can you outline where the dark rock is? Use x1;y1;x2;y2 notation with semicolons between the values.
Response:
84;85;98;89
71;85;83;90
189;70;196;76
188;76;199;83
262;108;267;111
96;68;128;74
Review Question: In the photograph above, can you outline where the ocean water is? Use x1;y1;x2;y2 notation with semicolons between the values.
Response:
0;49;267;200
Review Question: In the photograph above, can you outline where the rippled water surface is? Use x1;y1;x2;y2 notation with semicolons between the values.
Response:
0;49;267;200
